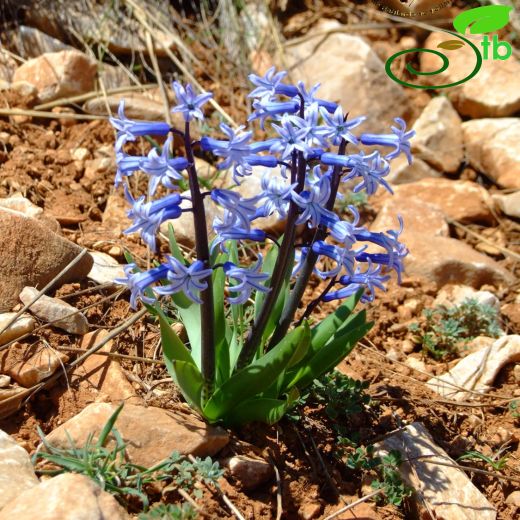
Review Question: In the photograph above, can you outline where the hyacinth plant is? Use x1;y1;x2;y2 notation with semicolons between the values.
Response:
110;68;413;426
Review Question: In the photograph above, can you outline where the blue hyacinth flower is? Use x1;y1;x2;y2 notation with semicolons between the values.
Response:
223;256;270;305
248;67;289;101
258;173;297;219
110;100;171;152
171;82;213;122
210;189;259;231
291;175;338;227
115;263;168;309
115;152;144;187
360;117;415;164
155;256;213;304
318;106;366;146
140;136;189;195
323;262;390;303
249;100;299;129
124;186;183;252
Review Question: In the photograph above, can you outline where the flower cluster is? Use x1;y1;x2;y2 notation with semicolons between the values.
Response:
110;67;413;310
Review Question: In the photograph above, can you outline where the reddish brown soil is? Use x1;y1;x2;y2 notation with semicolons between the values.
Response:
0;106;519;520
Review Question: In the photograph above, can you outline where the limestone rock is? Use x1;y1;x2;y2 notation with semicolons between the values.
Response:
83;93;184;129
387;155;442;185
13;50;97;103
87;251;125;285
371;196;448;238
401;235;513;288
411;96;463;173
421;32;520;118
45;402;229;467
433;284;500;311
0;208;93;311
285;19;410;133
0;429;39;509
0;194;60;232
226;455;274;490
506;490;520;507
73;330;141;404
463;118;520;189
375;422;496;519
6;25;73;58
19;286;89;335
0;386;28;419
427;335;520;400
0;49;17;83
373;178;495;225
0;375;10;388
5;343;69;388
493;191;520;220
0;473;129;520
0;313;35;346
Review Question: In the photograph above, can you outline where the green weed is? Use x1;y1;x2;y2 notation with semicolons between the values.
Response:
409;297;502;359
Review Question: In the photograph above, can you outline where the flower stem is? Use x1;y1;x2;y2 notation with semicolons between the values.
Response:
269;139;348;347
237;149;305;368
184;122;215;388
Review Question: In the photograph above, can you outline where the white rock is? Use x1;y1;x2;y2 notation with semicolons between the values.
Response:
226;455;274;490
492;191;520;220
0;313;35;346
462;118;520;189
0;375;10;388
433;285;500;311
285;19;410;133
421;32;520;118
0;473;129;520
386;156;442;185
19;287;89;335
375;422;496;520
87;252;125;285
12;50;97;103
427;335;520;400
411;96;463;173
0;429;39;509
405;357;427;373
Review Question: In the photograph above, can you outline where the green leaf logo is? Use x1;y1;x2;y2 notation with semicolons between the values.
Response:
453;5;513;35
437;40;466;50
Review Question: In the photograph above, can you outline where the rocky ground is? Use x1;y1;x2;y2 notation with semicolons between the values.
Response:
0;1;519;519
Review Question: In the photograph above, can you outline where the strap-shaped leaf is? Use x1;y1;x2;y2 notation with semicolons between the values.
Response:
172;360;204;411
224;387;300;426
310;291;363;351
213;252;230;385
202;324;308;421
159;314;197;365
453;5;512;35
284;314;372;391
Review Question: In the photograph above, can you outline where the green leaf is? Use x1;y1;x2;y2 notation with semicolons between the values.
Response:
212;253;230;385
96;402;124;448
159;314;197;366
310;291;363;352
225;387;300;425
437;40;465;50
284;314;372;391
172;360;204;411
202;324;308;421
453;5;512;35
254;243;278;321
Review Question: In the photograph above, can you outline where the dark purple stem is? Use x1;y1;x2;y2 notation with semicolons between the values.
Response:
184;122;215;387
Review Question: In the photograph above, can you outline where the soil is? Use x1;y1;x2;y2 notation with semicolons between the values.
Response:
1;2;520;518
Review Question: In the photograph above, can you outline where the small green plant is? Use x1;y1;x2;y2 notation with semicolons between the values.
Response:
138;503;198;520
346;446;412;506
509;400;520;419
458;450;509;471
33;404;223;511
409;298;502;359
286;371;370;427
